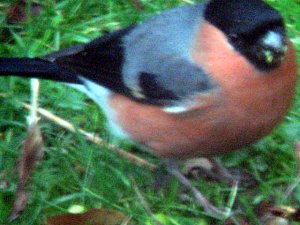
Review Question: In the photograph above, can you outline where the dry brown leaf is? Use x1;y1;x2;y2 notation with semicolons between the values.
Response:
7;0;42;23
8;189;28;221
291;208;300;221
255;201;273;219
9;124;44;221
263;217;290;225
46;208;132;225
224;217;249;225
183;158;214;173
129;0;145;10
255;201;300;224
224;202;298;225
270;206;300;222
182;158;251;185
18;124;44;185
183;158;214;179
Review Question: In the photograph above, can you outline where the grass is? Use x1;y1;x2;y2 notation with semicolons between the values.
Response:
0;0;299;224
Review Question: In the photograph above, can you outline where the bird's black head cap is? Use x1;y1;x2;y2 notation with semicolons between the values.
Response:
204;0;286;71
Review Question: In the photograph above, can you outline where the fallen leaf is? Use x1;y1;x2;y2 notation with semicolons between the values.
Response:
182;158;255;186
270;206;296;218
224;217;249;225
255;201;299;224
263;216;290;225
9;124;44;221
129;0;145;10
7;0;42;23
18;124;44;186
183;158;214;179
255;201;273;219
46;208;132;225
291;208;300;221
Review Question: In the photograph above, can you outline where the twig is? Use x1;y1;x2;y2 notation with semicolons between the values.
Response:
131;177;163;225
28;79;40;125
19;101;157;171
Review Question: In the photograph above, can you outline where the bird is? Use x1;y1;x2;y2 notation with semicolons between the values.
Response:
0;0;297;218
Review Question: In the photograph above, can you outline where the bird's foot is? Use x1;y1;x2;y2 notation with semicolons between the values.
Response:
165;160;237;220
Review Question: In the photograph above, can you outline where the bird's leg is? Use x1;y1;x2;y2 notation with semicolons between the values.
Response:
165;160;231;219
210;158;237;183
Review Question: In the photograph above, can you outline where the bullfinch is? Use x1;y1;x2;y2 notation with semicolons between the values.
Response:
0;0;298;218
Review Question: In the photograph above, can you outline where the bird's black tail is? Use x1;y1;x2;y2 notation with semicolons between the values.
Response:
0;57;80;83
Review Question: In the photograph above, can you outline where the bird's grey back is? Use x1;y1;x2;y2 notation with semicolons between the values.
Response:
122;3;207;94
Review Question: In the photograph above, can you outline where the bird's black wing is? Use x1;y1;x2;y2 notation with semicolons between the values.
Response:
52;26;134;96
51;25;217;107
